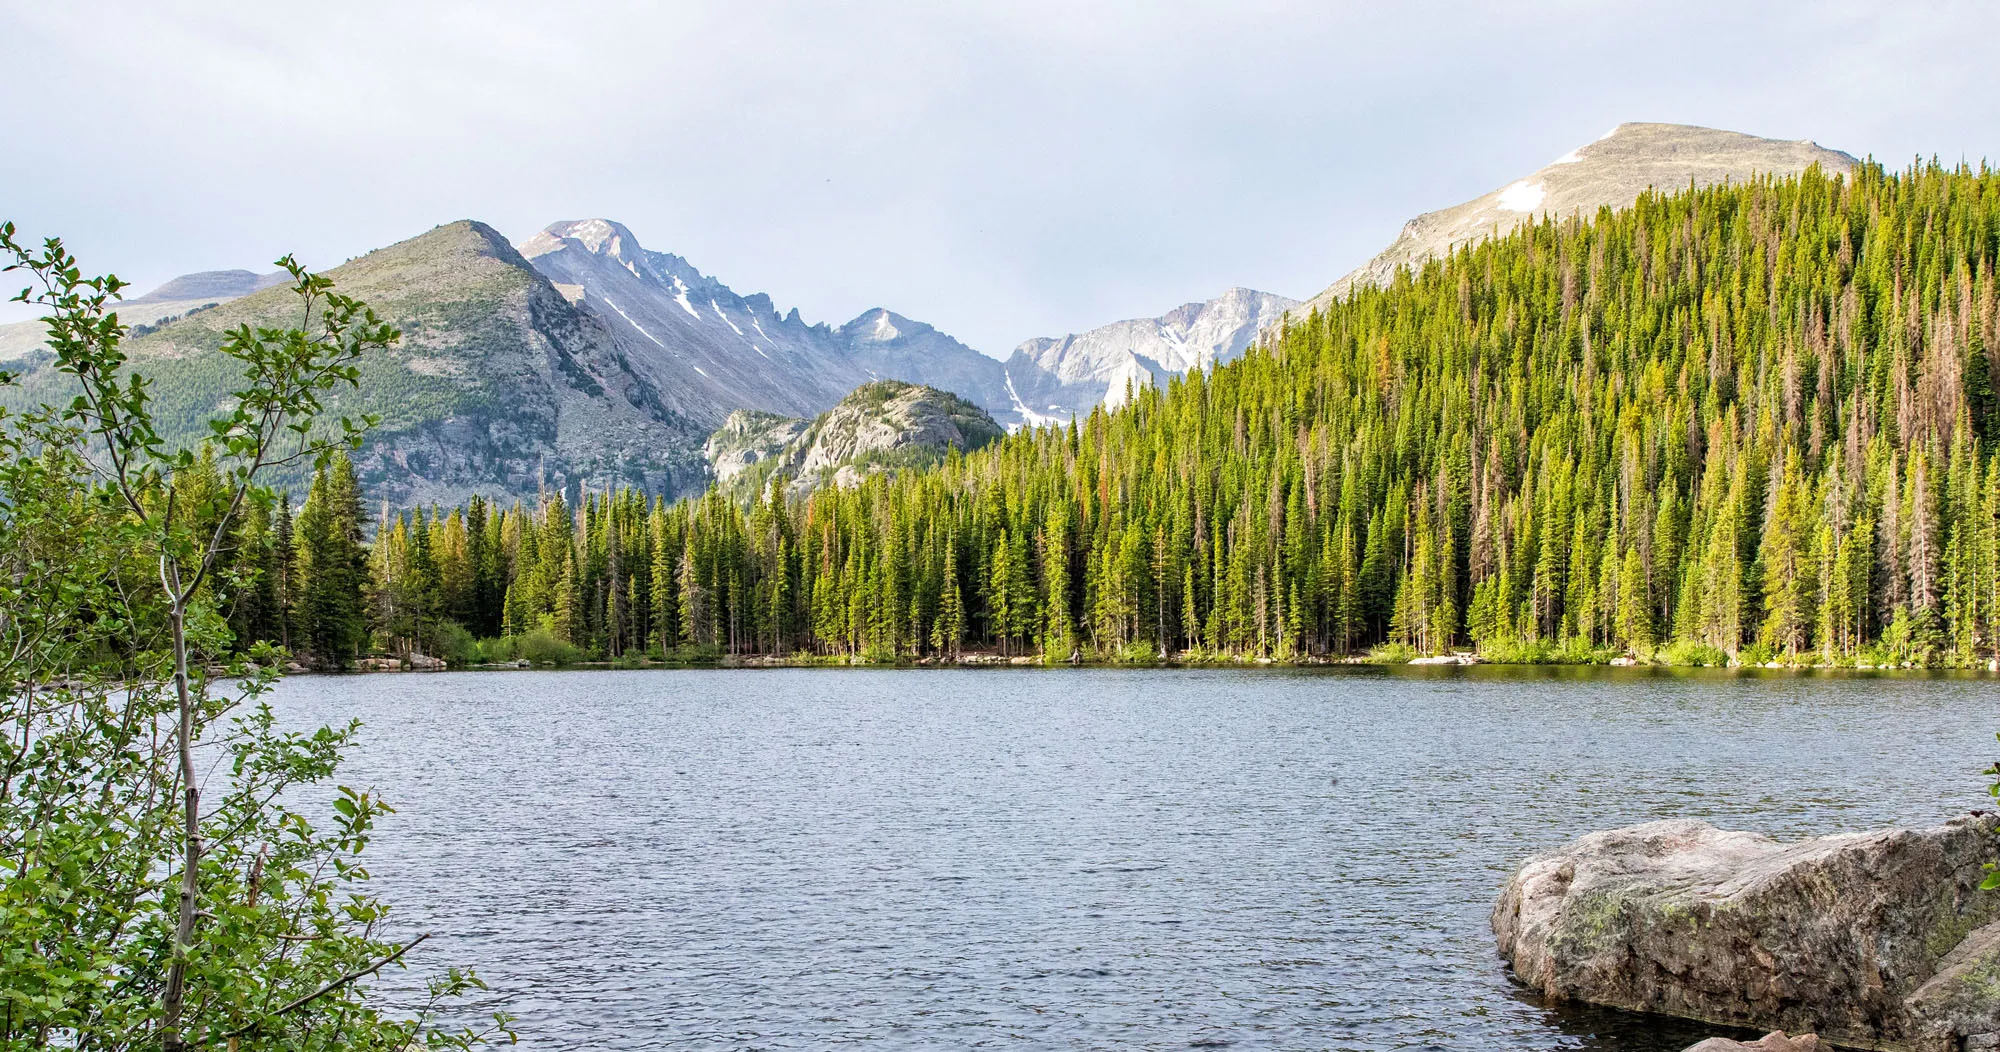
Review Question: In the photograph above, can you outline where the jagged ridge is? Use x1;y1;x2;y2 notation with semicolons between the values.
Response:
1002;286;1300;424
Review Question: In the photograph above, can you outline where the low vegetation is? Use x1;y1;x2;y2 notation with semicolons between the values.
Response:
0;225;508;1048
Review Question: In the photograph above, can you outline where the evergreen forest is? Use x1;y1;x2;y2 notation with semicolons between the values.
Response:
230;161;2000;668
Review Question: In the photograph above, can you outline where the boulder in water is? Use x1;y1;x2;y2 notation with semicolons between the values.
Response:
1493;815;2000;1050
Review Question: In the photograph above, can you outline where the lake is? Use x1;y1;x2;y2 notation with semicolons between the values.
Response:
273;666;2000;1050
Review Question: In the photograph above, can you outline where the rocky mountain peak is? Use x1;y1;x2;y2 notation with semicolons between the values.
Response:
842;308;922;346
1;264;297;360
1294;122;1859;315
519;218;645;262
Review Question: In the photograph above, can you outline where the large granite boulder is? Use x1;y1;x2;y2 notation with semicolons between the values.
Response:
1493;815;2000;1051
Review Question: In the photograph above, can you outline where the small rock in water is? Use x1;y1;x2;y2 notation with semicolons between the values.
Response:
1684;1033;1818;1052
1407;653;1478;665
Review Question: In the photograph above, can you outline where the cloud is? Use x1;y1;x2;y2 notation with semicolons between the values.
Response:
2;1;1995;353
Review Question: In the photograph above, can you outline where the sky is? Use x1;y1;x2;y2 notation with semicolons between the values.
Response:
3;1;1998;355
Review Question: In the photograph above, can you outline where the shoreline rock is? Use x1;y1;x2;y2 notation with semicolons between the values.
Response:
1494;816;2000;1051
1686;1033;1820;1052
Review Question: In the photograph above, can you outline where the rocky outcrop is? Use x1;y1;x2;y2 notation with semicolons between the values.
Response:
703;380;1003;497
1494;816;2000;1051
792;381;1000;479
704;409;809;483
841;308;1015;423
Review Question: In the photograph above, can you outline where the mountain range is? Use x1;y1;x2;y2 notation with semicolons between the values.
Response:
0;121;1860;507
519;219;1018;428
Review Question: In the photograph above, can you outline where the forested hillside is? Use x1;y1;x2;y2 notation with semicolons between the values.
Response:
258;162;2000;667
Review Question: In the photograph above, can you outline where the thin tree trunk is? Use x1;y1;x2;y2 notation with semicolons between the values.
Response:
160;596;200;1051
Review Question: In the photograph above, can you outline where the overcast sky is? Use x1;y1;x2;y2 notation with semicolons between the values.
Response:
3;1;1997;354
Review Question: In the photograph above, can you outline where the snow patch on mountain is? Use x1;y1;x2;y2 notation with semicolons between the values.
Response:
672;277;699;318
1005;370;1068;429
600;295;665;348
711;299;744;335
1497;181;1546;212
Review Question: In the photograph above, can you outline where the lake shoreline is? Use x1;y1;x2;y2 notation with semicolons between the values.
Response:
312;651;2000;675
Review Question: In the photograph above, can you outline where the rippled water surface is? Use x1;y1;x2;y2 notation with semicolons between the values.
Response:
273;666;2000;1050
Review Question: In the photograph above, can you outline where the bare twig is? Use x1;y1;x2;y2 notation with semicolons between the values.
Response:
223;933;431;1039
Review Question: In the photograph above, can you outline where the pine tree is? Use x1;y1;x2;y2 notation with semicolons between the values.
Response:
933;541;965;659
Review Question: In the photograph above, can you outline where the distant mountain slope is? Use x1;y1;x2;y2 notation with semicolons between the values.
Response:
520;219;1018;428
0;267;285;367
839;307;1013;418
2;221;711;507
128;268;289;307
704;380;1003;496
1002;286;1299;424
1296;122;1859;315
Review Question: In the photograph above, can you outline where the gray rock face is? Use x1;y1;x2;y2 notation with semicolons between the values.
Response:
519;219;1019;429
704;409;808;483
1002;286;1299;424
1493;816;2000;1051
703;380;1002;496
1297;123;1858;317
841;308;1014;422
